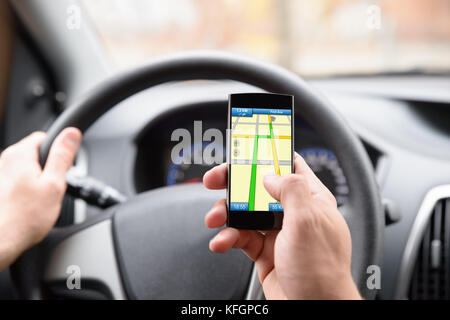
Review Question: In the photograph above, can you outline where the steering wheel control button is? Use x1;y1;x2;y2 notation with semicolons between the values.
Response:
382;198;401;226
66;169;127;208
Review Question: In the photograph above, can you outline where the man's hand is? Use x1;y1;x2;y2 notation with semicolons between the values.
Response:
0;128;81;271
203;153;361;300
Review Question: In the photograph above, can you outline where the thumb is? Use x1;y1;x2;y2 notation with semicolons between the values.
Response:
42;127;82;184
263;173;312;211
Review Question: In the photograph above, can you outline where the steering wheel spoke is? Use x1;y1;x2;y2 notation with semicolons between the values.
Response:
44;219;126;299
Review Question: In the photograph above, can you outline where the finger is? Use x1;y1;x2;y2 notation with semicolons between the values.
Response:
41;127;82;183
263;173;311;211
294;152;336;202
255;231;278;283
16;131;47;152
209;227;264;261
294;152;325;192
205;198;227;228
1;132;46;163
203;163;227;190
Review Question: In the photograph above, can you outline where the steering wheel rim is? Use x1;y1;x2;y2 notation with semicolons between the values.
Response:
12;51;383;299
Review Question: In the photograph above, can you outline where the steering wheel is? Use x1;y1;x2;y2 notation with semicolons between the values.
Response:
11;51;383;300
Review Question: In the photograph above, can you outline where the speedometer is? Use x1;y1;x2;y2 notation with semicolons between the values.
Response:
298;147;349;206
166;162;213;185
166;142;225;186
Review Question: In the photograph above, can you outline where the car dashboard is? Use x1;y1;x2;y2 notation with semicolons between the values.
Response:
77;77;450;300
133;99;381;206
2;71;450;300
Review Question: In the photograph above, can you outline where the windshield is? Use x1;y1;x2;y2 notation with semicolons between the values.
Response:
82;0;450;77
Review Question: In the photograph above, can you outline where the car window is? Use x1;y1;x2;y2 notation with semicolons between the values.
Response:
82;0;450;77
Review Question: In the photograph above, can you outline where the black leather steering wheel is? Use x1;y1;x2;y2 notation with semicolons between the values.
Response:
11;51;383;299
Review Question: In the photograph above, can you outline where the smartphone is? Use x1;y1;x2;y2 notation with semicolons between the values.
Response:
227;93;294;230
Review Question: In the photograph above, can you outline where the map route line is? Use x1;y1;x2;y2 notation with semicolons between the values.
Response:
232;134;290;139
238;121;291;126
268;115;281;175
231;159;292;165
248;114;259;211
248;134;259;210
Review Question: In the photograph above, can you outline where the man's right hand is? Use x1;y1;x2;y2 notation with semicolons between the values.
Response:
203;153;361;300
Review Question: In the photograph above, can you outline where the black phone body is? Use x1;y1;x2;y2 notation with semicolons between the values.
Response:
227;93;294;230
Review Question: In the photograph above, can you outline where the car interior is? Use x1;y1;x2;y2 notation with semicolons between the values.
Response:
0;0;449;300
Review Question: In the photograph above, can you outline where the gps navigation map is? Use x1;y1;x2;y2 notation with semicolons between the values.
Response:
229;107;292;212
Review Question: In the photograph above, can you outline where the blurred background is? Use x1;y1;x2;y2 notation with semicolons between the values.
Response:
81;0;450;77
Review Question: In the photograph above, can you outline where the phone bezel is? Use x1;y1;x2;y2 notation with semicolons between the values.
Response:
227;93;294;230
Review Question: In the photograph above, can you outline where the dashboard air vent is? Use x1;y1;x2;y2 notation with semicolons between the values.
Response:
409;198;450;299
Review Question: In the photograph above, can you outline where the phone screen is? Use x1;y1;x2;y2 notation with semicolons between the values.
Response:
227;93;294;230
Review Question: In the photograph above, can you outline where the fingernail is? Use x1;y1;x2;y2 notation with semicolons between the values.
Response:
263;173;278;182
64;130;81;148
